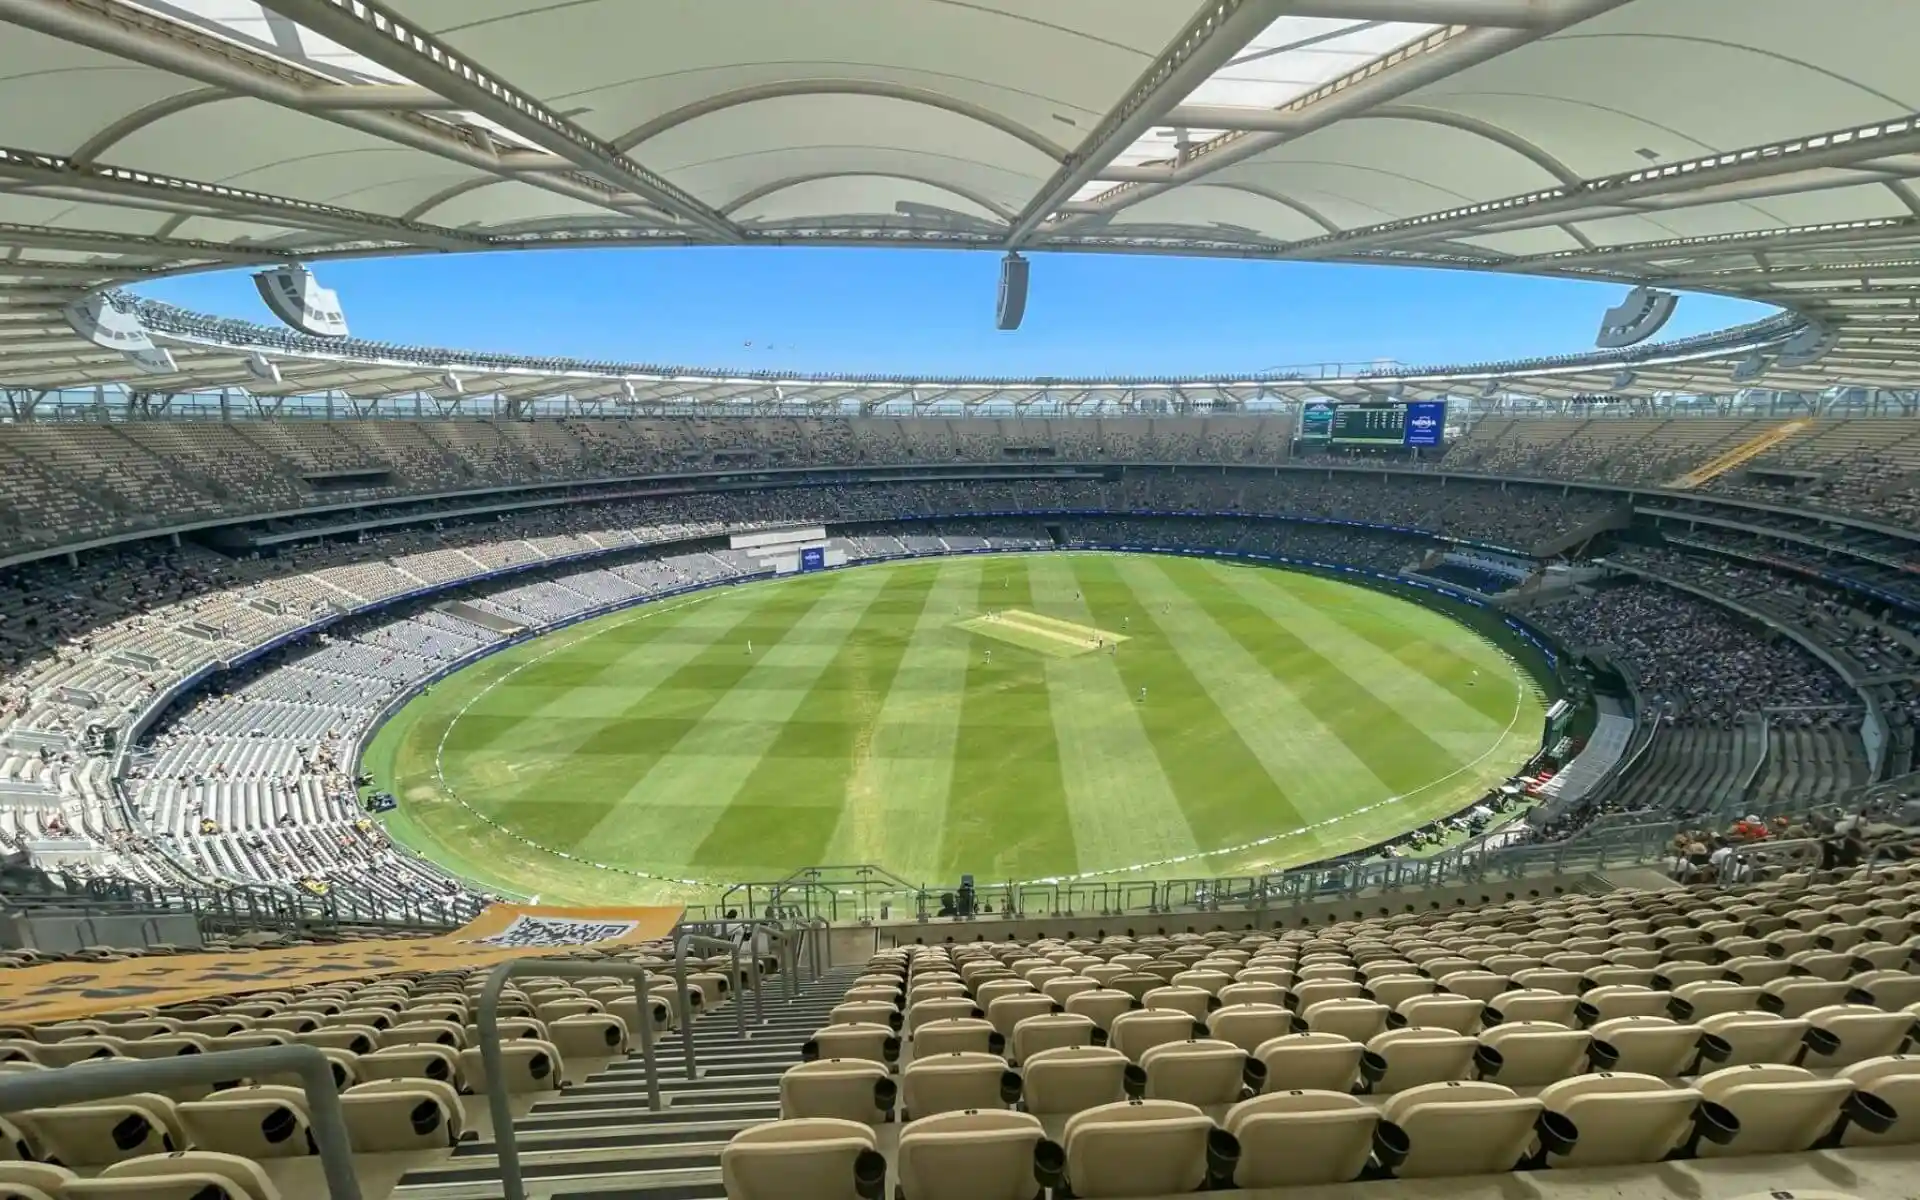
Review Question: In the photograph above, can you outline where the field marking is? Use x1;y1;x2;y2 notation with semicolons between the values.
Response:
1026;555;1202;872
1011;553;1534;884
429;587;750;887
958;608;1127;657
827;558;980;876
578;567;893;868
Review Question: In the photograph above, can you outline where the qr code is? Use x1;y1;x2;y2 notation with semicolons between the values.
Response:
472;916;638;949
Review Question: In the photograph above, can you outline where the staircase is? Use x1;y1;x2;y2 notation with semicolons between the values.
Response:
1665;419;1811;489
392;964;867;1200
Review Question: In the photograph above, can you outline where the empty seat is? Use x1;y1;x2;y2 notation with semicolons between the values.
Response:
1589;1016;1724;1078
1254;1033;1364;1094
896;1109;1046;1200
177;1086;313;1160
1205;1004;1293;1055
1141;1039;1254;1107
1380;1081;1550;1179
1060;1100;1223;1198
455;1040;562;1094
340;1079;464;1152
1301;998;1388;1043
1538;1073;1711;1167
1477;1022;1593;1087
1110;1010;1202;1063
780;1060;897;1125
1010;1013;1095;1064
1695;1064;1859;1157
1839;1056;1920;1145
902;1053;1018;1120
805;1023;900;1068
1363;1028;1484;1094
1142;986;1213;1023
1223;1091;1383;1188
1805;1005;1918;1067
58;1151;279;1200
720;1118;885;1200
1022;1046;1131;1117
1699;1012;1817;1067
913;1018;1000;1058
19;1094;183;1166
1064;989;1137;1032
1485;989;1578;1027
1396;994;1484;1035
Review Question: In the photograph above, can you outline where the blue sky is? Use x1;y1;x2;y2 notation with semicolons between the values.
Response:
141;248;1772;378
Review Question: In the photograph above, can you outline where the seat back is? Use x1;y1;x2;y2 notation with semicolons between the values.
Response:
902;1053;1012;1120
1062;1100;1211;1198
1224;1091;1375;1188
1206;1004;1293;1055
1805;1005;1917;1066
896;1109;1044;1200
913;1018;996;1058
1141;1040;1248;1107
18;1095;182;1166
1699;1013;1809;1068
1254;1033;1364;1094
1487;989;1578;1026
1838;1055;1920;1145
721;1118;881;1200
1366;1028;1477;1093
1110;1010;1200;1063
1022;1046;1129;1117
1477;1023;1591;1087
1590;1017;1708;1078
781;1059;895;1125
340;1078;463;1152
1696;1064;1853;1156
1010;1014;1094;1065
177;1085;313;1160
1397;995;1484;1035
1539;1073;1699;1166
1302;999;1387;1043
1381;1081;1542;1179
808;1023;898;1067
1064;989;1136;1032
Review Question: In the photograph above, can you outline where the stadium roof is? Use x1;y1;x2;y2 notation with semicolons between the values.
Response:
2;0;1919;404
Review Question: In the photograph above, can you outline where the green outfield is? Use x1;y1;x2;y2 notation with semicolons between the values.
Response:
363;553;1546;905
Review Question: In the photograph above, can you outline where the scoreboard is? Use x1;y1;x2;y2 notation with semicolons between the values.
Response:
1307;400;1448;447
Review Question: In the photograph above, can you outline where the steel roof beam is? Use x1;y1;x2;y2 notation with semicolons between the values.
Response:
1061;0;1631;225
1251;0;1565;23
253;0;742;242
0;222;287;264
1004;0;1291;248
0;0;658;228
1285;118;1920;259
0;145;482;251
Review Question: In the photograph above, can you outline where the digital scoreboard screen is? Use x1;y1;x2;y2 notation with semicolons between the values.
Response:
1323;400;1448;447
1330;403;1408;444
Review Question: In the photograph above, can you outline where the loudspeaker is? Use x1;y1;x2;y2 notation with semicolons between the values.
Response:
253;264;348;338
996;252;1029;330
245;352;282;384
1595;285;1677;349
1776;322;1837;368
64;293;154;351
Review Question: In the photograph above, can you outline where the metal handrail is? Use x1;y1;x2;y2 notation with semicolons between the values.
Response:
474;958;662;1200
0;1046;360;1199
672;933;746;1080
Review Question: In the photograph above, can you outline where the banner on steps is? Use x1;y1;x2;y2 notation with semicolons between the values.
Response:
0;903;682;1026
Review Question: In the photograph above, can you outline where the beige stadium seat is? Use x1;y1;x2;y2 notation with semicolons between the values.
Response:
1538;1073;1717;1167
1300;998;1388;1043
780;1059;897;1125
1060;1100;1226;1197
831;1001;902;1031
548;1014;629;1061
985;994;1056;1042
1696;1064;1869;1157
1362;1028;1485;1094
896;1109;1046;1200
907;981;967;1005
58;1151;280;1200
1171;970;1233;996
1217;981;1286;1009
1365;976;1433;1009
1141;1039;1255;1106
842;986;904;1007
1010;1013;1095;1064
0;1162;74;1200
1254;1033;1365;1094
1579;985;1679;1024
902;1053;1019;1120
1673;981;1764;1019
1143;986;1214;1023
1042;977;1101;1006
1760;977;1853;1018
1109;974;1163;1002
1396;994;1484;1035
341;1079;464;1152
1435;971;1508;1004
1206;1004;1294;1055
1064;989;1137;1032
383;1020;465;1050
18;1093;184;1165
1022;1046;1132;1117
1804;1005;1919;1067
907;998;980;1037
913;1017;1001;1058
1477;1022;1594;1087
973;979;1033;1010
178;1085;313;1160
1379;1081;1554;1179
805;1023;900;1068
1589;1016;1726;1078
1223;1091;1385;1188
1699;1012;1819;1067
1110;1010;1203;1063
1848;970;1920;1012
1484;989;1579;1027
358;1045;461;1089
456;1039;563;1094
1839;1056;1920;1145
294;1026;379;1056
721;1118;885;1200
1292;979;1365;1010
